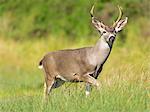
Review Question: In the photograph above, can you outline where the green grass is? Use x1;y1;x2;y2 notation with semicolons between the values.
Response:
0;22;150;112
0;63;149;112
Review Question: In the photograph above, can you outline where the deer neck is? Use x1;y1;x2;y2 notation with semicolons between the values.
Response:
89;37;112;66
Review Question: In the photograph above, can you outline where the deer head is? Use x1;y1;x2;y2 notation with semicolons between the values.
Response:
90;5;128;46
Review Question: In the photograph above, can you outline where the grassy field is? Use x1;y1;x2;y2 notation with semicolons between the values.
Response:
0;20;150;112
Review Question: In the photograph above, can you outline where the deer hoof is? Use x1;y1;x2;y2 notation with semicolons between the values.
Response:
85;91;90;97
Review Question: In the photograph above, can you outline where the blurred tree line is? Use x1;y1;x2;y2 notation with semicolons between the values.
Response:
0;0;149;40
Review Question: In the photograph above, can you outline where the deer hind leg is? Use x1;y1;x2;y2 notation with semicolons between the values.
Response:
52;78;65;89
43;76;55;102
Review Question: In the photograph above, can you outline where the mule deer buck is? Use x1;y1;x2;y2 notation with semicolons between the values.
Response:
39;5;128;100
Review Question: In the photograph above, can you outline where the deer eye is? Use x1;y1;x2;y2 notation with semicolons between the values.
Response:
103;31;106;34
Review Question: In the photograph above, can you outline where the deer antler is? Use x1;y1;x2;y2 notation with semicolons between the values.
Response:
112;5;123;27
90;5;95;18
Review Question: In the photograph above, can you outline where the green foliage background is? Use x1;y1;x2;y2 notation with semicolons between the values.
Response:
0;0;149;39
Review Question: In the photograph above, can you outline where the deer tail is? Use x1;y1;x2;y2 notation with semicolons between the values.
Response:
38;59;43;69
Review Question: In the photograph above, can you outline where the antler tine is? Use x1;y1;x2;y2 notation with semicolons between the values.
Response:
90;5;95;18
113;5;123;27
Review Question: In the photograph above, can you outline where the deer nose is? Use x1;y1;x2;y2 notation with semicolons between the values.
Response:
109;36;115;42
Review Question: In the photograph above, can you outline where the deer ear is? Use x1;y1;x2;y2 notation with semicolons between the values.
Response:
92;18;105;32
115;17;128;32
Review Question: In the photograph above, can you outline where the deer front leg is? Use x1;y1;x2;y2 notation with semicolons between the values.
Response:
81;74;99;97
81;74;99;87
85;83;91;96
